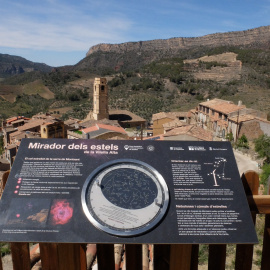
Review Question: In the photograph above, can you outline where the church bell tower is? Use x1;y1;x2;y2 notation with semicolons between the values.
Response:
93;78;109;120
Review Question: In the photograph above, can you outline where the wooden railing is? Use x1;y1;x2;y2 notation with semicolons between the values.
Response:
1;170;270;270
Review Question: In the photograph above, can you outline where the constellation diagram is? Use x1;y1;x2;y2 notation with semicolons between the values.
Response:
207;158;227;187
100;167;158;210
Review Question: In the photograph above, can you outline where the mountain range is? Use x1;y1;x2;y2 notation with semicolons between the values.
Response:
0;54;52;78
76;25;270;72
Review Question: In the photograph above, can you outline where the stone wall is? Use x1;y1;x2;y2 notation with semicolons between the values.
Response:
259;121;270;136
239;120;264;140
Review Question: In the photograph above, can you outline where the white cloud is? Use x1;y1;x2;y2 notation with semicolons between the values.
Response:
0;0;133;51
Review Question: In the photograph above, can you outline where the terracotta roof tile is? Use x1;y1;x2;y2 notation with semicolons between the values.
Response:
82;124;127;134
199;98;232;107
9;130;24;138
152;112;172;121
164;125;193;136
97;123;126;134
199;98;245;114
211;103;245;114
229;114;256;123
163;119;188;130
6;116;30;124
81;126;99;133
6;117;18;123
229;114;270;124
164;125;213;141
17;120;45;131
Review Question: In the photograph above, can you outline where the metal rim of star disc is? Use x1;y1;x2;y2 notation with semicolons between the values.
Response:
81;158;169;237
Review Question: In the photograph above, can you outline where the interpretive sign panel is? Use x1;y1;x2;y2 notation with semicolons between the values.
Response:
0;139;257;244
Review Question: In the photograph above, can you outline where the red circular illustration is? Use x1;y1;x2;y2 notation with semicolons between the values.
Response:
50;200;73;225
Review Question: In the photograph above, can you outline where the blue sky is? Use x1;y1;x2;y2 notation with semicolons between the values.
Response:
1;0;270;67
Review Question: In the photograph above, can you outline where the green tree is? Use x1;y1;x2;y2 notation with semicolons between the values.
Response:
226;132;234;142
260;163;270;189
254;134;270;163
236;134;249;149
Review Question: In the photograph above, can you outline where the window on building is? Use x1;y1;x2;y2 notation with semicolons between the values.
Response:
219;113;222;119
212;110;215;116
101;85;105;91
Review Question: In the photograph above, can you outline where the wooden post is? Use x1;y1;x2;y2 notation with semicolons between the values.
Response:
80;244;87;270
153;244;170;270
190;244;199;270
0;256;3;270
125;244;142;270
261;214;270;269
208;244;226;270
235;171;260;269
235;213;256;270
10;242;31;270
170;244;192;270
241;171;259;196
40;243;59;270
96;244;115;270
58;243;85;270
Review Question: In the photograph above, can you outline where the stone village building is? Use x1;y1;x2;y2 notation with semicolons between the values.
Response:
152;112;189;136
195;98;270;141
151;111;213;141
2;114;65;167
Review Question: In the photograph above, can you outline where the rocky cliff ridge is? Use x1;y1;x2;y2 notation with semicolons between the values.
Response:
87;26;270;56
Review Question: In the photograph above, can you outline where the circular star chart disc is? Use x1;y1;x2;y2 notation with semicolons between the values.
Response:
81;159;169;236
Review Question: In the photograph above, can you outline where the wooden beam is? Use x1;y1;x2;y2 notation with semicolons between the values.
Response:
241;171;259;195
170;244;192;270
58;243;84;270
0;255;3;270
40;243;58;270
261;214;270;270
247;195;270;214
125;244;142;270
79;244;87;270
190;244;199;270
208;244;226;270
153;244;170;270
96;244;115;270
235;212;256;270
10;242;31;270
